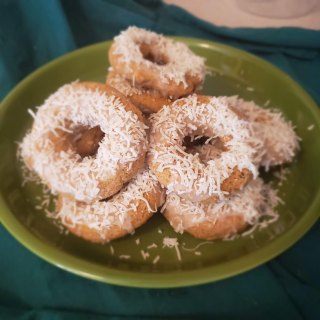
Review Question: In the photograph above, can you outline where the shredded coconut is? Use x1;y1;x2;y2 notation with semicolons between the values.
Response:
152;255;160;264
20;82;148;202
307;124;314;131
148;95;258;202
182;241;214;252
164;178;280;235
273;167;290;187
112;26;206;88
55;170;161;238
107;69;152;97
224;96;300;170
163;237;182;261
119;255;131;260
141;250;150;260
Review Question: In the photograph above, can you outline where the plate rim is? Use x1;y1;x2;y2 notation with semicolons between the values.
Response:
1;38;320;288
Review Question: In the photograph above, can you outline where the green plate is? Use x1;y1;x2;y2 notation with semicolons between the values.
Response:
1;38;320;288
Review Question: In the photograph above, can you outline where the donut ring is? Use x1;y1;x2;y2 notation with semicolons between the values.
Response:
21;82;147;202
224;96;299;170
163;178;271;240
148;95;257;203
106;70;172;114
109;26;206;99
56;170;165;243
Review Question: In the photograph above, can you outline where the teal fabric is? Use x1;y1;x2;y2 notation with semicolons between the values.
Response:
1;0;320;319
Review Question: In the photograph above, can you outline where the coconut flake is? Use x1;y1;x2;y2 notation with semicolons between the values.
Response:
152;255;160;264
162;237;182;261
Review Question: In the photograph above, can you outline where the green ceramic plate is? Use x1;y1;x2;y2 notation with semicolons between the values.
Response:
1;38;320;288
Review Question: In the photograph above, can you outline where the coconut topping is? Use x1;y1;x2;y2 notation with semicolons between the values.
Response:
20;82;148;202
164;178;280;233
56;170;162;238
224;96;299;169
107;68;147;97
148;95;258;202
112;26;206;87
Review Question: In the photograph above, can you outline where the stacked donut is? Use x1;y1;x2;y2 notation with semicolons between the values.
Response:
20;82;164;243
107;26;206;114
20;26;299;243
152;95;299;240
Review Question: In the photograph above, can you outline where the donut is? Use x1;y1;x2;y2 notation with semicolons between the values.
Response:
109;26;206;99
163;177;277;240
56;170;165;243
106;69;172;114
224;96;299;169
21;82;148;203
148;95;257;203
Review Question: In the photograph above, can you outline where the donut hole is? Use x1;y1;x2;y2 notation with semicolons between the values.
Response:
139;43;168;66
183;135;226;164
71;125;105;158
183;135;209;149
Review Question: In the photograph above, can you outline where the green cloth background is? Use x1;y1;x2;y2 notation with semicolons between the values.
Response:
1;0;320;319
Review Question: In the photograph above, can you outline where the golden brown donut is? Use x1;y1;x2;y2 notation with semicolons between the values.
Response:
163;178;272;240
56;170;165;243
108;27;206;99
20;81;148;203
148;94;257;204
223;96;299;169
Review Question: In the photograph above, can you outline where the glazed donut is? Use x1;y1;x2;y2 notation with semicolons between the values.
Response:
148;95;257;203
109;26;206;99
106;69;172;114
224;96;299;169
56;170;165;243
21;82;147;202
163;178;276;240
